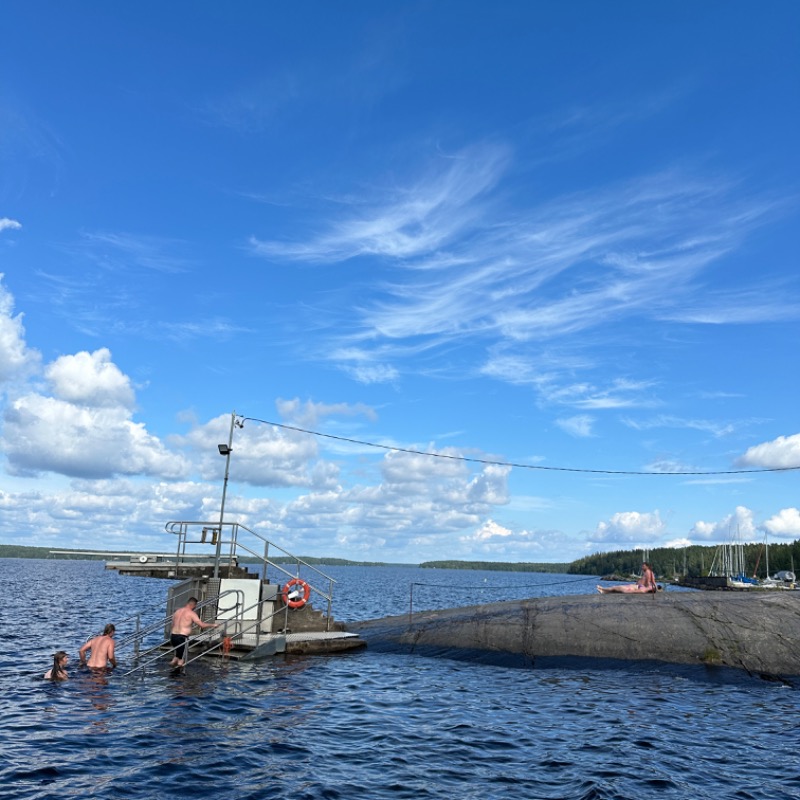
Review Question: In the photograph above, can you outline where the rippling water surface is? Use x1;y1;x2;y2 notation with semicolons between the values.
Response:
2;559;798;800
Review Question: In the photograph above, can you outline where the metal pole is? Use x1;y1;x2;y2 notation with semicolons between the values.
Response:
214;410;236;579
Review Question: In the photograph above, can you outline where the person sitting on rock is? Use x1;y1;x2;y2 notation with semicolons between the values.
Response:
597;562;657;594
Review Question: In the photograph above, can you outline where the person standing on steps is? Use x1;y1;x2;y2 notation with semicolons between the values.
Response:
169;597;219;667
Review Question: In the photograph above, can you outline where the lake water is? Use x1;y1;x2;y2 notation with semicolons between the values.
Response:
1;559;798;800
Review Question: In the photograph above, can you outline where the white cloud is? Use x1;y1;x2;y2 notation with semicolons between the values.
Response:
76;231;192;274
462;519;513;542
737;433;800;469
249;447;514;555
4;394;188;479
664;537;692;548
592;510;668;544
249;143;511;263
275;397;378;427
46;349;136;409
643;458;697;474
0;275;41;384
762;507;800;539
0;327;185;480
0;218;22;233
556;414;594;437
623;414;736;438
250;150;790;406
689;506;758;542
171;412;330;489
0;478;213;548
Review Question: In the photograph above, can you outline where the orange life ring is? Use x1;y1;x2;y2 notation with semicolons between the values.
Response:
282;578;310;609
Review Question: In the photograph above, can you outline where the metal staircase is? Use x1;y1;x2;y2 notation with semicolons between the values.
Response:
112;520;362;674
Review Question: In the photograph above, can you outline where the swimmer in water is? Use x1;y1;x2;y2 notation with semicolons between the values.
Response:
79;624;117;669
44;650;69;680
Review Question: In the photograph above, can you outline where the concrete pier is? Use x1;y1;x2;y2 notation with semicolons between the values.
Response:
345;591;800;682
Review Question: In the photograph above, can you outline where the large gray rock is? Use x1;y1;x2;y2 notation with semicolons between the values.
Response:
346;591;800;680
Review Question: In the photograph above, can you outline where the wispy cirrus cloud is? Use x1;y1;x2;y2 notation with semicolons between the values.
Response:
556;414;595;437
622;414;738;438
249;144;793;393
74;231;194;274
250;143;510;263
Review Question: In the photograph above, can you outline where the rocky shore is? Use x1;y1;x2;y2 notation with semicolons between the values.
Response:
346;590;800;682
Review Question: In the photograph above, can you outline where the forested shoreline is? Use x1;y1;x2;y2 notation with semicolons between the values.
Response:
568;540;800;579
1;540;798;578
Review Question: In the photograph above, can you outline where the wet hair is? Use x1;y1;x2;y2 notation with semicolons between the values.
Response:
49;650;68;680
188;597;198;605
103;624;116;636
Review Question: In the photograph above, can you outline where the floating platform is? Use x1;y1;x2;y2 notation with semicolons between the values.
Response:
197;630;366;660
104;554;256;580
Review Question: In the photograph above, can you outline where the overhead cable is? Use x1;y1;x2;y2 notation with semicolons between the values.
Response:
240;416;799;476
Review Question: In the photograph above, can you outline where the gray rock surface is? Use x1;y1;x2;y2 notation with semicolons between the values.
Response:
346;591;800;680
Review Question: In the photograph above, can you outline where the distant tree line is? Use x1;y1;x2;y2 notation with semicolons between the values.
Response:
2;541;798;578
420;560;570;573
0;544;410;568
568;540;800;579
0;545;110;560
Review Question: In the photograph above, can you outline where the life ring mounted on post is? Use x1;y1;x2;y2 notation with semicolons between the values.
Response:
282;578;311;609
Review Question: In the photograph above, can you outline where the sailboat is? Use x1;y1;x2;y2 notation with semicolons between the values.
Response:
753;533;796;589
708;527;757;589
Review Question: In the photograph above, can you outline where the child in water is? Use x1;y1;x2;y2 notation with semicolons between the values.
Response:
44;650;69;680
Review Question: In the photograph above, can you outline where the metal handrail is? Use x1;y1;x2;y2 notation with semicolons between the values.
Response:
114;590;244;674
123;593;287;675
165;519;337;628
181;600;290;669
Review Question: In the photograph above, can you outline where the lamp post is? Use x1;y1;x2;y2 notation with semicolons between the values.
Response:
214;410;236;579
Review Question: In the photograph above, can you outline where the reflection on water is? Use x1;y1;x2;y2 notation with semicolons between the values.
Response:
1;558;798;800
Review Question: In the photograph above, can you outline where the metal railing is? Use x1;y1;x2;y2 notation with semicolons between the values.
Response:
120;590;296;675
164;519;336;627
119;590;244;676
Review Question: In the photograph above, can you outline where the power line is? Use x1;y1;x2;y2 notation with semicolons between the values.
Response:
240;416;800;476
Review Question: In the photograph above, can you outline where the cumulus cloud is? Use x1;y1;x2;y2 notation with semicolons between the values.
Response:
0;478;212;547
171;412;330;489
0;275;41;384
45;349;136;409
240;446;515;557
737;433;800;469
592;510;668;545
689;506;758;542
762;507;800;539
0;324;185;480
0;218;22;233
664;537;692;548
464;519;513;542
4;394;187;479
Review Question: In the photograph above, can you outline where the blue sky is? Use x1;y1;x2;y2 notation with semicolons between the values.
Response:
1;1;799;564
